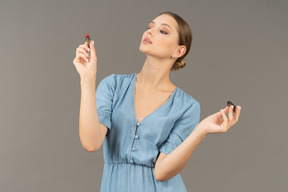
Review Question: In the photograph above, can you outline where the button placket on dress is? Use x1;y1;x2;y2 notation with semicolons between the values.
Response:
129;122;141;163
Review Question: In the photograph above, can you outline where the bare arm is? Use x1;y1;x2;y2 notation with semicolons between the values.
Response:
154;104;241;181
79;76;108;152
154;126;206;181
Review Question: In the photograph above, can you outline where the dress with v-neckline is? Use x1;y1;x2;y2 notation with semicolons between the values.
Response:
96;72;201;192
132;72;178;124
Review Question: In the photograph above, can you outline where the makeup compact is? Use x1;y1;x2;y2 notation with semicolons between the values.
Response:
227;101;236;113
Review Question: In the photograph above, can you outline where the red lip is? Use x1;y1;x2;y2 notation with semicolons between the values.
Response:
143;37;152;44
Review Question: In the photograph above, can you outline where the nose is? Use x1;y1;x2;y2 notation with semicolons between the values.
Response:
146;28;153;36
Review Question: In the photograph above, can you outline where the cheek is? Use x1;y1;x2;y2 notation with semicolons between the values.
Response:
158;36;177;51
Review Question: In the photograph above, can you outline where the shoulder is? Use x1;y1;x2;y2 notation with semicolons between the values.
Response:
97;73;135;94
99;72;134;85
102;72;134;83
111;73;135;80
174;87;201;113
176;87;200;105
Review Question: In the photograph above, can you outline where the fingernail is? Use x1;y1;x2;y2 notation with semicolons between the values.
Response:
92;41;94;45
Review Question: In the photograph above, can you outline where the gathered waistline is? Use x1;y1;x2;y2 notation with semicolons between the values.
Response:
105;162;155;168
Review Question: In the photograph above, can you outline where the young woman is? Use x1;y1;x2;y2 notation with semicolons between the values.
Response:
73;11;241;192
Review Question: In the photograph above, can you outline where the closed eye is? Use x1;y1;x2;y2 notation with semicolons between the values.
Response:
147;27;168;35
160;30;168;34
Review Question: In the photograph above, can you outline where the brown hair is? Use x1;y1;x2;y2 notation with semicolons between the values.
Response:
157;12;193;71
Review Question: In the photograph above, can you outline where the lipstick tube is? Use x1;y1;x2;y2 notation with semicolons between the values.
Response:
85;34;91;57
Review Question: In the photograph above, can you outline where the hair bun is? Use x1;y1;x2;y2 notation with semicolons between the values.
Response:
171;58;186;71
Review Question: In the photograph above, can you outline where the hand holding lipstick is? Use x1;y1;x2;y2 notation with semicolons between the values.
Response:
73;34;98;79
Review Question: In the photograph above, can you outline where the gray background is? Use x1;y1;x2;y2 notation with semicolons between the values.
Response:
1;0;287;191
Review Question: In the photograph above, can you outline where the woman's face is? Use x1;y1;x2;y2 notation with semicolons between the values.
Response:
139;14;180;59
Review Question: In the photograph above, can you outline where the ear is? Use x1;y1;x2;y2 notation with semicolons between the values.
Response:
173;45;186;59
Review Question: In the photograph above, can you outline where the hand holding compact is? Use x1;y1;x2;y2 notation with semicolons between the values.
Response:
198;102;242;135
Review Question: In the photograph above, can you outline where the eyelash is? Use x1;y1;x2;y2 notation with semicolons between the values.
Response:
146;27;168;34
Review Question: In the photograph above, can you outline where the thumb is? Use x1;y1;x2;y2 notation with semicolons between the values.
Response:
89;40;96;60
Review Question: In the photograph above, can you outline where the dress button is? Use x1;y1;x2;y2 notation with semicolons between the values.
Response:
130;159;134;163
136;122;141;126
135;135;139;139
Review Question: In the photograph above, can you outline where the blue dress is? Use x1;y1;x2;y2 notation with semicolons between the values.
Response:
96;72;201;192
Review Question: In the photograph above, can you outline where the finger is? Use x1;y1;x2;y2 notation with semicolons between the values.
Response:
84;41;91;52
228;105;234;120
85;42;91;52
79;44;90;52
74;55;83;65
234;106;241;122
223;105;229;114
77;47;89;57
89;40;96;60
77;52;89;62
220;109;228;129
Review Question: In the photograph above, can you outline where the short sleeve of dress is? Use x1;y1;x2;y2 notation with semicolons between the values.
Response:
95;74;116;133
159;101;201;155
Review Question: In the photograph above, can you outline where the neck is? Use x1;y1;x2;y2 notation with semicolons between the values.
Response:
136;56;175;91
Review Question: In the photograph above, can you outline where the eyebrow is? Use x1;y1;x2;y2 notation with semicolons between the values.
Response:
150;21;173;31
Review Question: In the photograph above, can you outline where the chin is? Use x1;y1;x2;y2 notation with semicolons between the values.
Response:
139;44;148;54
139;43;168;58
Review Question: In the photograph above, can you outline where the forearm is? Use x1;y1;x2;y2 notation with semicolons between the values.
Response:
79;76;102;151
155;125;207;181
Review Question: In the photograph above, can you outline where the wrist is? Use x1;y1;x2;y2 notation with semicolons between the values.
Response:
194;124;208;139
80;77;96;89
80;75;96;84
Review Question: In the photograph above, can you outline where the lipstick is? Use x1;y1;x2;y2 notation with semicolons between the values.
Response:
85;33;91;56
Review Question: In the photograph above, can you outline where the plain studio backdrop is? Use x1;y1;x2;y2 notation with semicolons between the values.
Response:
0;0;287;191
